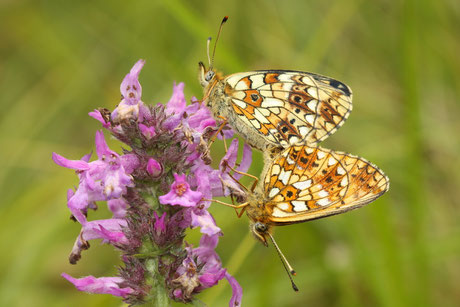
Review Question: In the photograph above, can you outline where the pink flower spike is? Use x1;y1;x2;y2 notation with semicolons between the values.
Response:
120;59;145;105
146;158;162;177
139;123;156;139
159;173;202;207
61;273;133;297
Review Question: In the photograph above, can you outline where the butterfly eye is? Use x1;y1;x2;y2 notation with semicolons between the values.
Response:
254;222;268;233
205;71;215;82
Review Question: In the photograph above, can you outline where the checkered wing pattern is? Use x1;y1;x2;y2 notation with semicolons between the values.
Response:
224;70;353;147
262;145;389;224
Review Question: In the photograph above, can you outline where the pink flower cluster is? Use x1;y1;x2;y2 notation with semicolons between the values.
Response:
53;60;248;306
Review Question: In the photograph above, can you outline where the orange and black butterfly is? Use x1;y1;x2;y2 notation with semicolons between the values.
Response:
244;145;389;239
199;17;352;151
217;145;389;290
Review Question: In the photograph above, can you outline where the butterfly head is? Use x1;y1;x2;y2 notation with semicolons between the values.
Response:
198;61;217;88
251;221;271;246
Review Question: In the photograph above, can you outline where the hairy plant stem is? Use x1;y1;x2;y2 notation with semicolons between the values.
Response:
144;258;170;306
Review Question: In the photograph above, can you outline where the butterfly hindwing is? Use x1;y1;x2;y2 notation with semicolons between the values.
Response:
224;71;353;148
262;145;389;224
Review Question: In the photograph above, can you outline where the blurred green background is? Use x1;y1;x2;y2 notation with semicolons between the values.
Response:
1;0;459;306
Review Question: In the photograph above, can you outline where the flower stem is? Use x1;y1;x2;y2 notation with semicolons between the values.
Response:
144;258;170;306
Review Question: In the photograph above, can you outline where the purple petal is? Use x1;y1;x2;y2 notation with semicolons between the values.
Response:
120;59;144;105
52;153;89;170
199;269;226;288
95;224;127;244
95;131;112;159
172;288;183;299
164;82;187;130
66;188;74;200
219;126;234;139
219;139;239;171
138;102;152;122
192;162;213;199
61;273;133;297
159;189;202;207
233;143;252;180
225;272;243;307
153;211;167;233
67;190;90;224
102;170;132;199
193;234;221;266
107;198;128;218
81;152;92;163
121;153;140;174
173;173;187;183
159;174;203;207
89;110;111;128
166;82;186;115
85;219;126;242
186;103;216;133
199;233;219;250
170;208;192;229
191;210;221;236
82;170;97;190
139;123;156;139
69;219;128;263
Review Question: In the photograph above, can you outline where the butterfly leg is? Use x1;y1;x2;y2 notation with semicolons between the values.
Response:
224;163;259;192
206;116;228;150
222;131;228;152
230;193;240;217
236;205;247;218
203;198;249;218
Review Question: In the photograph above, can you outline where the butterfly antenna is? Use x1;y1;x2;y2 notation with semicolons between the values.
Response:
267;232;299;292
206;37;212;67
210;16;228;70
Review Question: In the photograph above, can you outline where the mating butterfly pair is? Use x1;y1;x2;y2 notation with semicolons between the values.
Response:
199;17;389;290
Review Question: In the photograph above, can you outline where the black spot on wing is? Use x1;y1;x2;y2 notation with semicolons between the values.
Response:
328;80;351;96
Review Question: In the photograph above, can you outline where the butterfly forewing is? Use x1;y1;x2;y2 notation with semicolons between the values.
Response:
224;71;352;147
263;145;389;224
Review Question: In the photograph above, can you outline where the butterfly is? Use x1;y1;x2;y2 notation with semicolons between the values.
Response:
216;144;389;290
245;145;389;237
199;17;353;151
